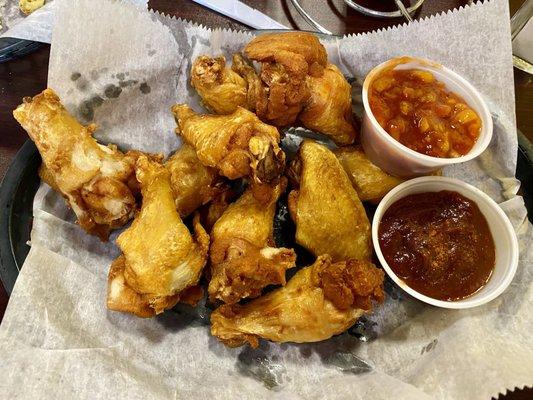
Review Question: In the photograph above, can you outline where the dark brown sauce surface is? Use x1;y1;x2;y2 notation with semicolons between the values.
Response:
378;190;495;301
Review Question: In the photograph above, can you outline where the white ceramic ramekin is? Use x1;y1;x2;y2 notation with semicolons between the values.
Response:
361;56;493;178
372;176;518;309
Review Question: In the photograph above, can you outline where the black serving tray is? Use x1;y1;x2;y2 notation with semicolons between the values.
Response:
0;38;41;63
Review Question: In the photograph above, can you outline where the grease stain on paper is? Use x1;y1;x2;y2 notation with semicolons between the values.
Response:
139;82;151;94
104;84;122;99
236;345;286;390
421;338;438;355
79;95;105;121
324;352;374;374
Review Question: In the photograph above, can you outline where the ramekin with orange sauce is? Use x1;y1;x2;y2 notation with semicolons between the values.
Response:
361;57;493;177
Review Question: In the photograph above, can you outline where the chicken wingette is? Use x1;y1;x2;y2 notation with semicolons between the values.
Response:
208;179;296;304
107;155;209;317
288;140;372;262
211;255;384;348
172;104;285;186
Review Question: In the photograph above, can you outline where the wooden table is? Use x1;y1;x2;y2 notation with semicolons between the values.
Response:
0;1;531;398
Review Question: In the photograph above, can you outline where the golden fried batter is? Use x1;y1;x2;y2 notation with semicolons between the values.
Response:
166;143;228;218
288;140;372;262
191;55;247;115
107;256;168;318
244;32;327;126
199;188;236;233
209;179;296;304
108;155;209;316
172;104;285;185
300;64;357;145
211;255;384;348
335;146;404;203
231;53;267;114
244;32;327;75
13;89;145;240
107;256;204;318
19;0;45;15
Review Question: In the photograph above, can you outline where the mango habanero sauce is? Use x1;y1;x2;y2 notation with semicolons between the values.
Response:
378;191;495;301
369;68;482;158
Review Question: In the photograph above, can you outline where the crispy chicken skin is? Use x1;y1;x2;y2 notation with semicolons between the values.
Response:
300;64;357;145
243;32;327;126
335;146;404;203
199;188;237;233
107;155;209;316
191;55;248;115
211;255;384;348
244;32;327;75
288;140;372;262
172;104;285;185
208;178;296;304
107;256;205;318
231;53;266;114
166;143;228;218
13;89;144;240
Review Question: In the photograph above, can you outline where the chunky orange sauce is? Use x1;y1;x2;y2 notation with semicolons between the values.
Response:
378;191;495;301
369;68;482;158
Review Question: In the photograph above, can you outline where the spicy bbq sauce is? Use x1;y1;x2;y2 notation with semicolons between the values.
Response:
378;190;495;301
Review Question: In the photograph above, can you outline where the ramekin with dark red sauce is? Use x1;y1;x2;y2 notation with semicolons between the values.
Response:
372;177;518;309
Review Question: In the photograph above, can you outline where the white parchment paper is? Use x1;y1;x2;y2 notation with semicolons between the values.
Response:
0;0;148;41
0;0;531;399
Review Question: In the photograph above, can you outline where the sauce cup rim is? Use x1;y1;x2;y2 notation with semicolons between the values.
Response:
372;176;519;309
362;56;493;166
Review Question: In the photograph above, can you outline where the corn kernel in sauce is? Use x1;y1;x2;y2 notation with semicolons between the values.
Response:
369;68;482;158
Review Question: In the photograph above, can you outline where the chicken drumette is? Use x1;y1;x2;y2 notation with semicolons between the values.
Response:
299;63;357;145
190;55;248;115
13;88;149;240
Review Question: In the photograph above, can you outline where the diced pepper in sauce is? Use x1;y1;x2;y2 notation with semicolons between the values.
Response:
369;68;482;158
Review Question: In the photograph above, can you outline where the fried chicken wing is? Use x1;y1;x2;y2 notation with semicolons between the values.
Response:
166;143;228;218
107;155;209;316
191;55;248;115
13;89;146;240
244;32;327;126
288;140;372;262
211;255;384;348
300;64;357;145
199;188;237;233
335;146;404;203
208;179;296;304
172;104;285;185
244;32;327;75
231;53;267;114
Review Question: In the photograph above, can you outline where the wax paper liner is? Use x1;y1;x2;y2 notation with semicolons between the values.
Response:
0;0;531;399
